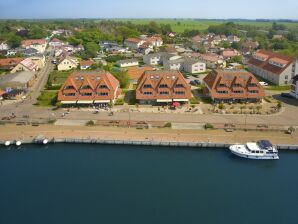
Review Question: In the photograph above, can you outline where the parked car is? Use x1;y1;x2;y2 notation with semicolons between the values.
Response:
194;80;201;85
281;93;293;98
190;81;196;86
259;81;268;86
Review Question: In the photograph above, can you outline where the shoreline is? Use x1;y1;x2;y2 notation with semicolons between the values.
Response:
0;124;297;149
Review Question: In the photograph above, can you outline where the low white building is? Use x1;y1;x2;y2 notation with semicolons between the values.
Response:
124;38;145;50
143;53;166;65
57;56;78;71
0;42;9;50
163;56;184;71
290;75;298;99
116;59;139;68
21;39;47;53
183;57;206;74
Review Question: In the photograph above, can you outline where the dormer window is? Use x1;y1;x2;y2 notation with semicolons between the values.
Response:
98;85;107;88
159;84;168;88
80;85;91;90
233;83;242;87
175;84;184;88
143;84;152;88
248;83;257;87
269;58;287;68
64;85;74;90
254;53;268;62
218;83;226;87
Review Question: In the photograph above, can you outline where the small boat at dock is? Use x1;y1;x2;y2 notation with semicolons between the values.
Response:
16;140;22;146
4;141;11;146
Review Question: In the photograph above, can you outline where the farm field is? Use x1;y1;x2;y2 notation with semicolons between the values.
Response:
110;19;298;33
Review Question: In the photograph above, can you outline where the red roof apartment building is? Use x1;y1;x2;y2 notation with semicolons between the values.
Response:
248;49;297;85
203;70;265;103
58;71;121;105
136;70;192;104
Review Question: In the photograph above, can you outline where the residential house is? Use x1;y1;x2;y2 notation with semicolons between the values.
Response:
57;55;79;71
124;38;145;50
136;70;192;104
116;59;139;68
49;38;64;48
29;55;46;69
146;35;163;47
126;66;155;84
57;71;121;105
23;48;39;57
80;59;94;70
163;55;184;71
143;52;167;65
183;57;206;74
2;89;27;100
0;42;9;50
11;58;38;73
0;58;23;70
221;49;240;60
247;49;297;85
21;39;47;53
203;69;265;103
240;40;259;55
199;53;226;69
227;35;241;43
290;75;298;99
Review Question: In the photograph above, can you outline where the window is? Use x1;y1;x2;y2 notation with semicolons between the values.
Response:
233;83;242;87
175;91;185;95
64;93;75;96
64;86;74;90
80;85;90;90
143;84;152;88
249;90;259;94
248;83;257;87
217;91;228;94
143;92;152;95
97;92;108;96
285;75;288;80
218;84;226;87
159;84;168;88
81;93;92;96
98;85;107;88
175;84;184;88
233;90;244;94
159;91;169;95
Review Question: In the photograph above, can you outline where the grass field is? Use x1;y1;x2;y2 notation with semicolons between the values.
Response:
111;19;298;33
36;90;58;106
48;70;74;87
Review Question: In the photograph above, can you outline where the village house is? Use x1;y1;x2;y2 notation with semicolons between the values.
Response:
11;58;38;73
203;69;265;103
49;38;64;48
23;48;39;57
163;55;184;71
227;35;241;43
290;75;298;99
183;57;206;74
143;52;166;65
124;38;145;50
126;66;155;84
0;42;9;50
221;49;240;60
0;58;23;70
29;55;46;69
240;40;259;55
57;55;79;71
199;53;226;69
21;39;47;53
247;49;297;85
145;35;163;47
1;89;27;100
80;59;94;70
116;59;139;68
135;70;192;104
58;71;121;105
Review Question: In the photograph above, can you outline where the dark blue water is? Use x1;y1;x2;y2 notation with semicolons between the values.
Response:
0;144;297;224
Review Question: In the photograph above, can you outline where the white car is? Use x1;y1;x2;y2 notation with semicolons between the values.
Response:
259;81;268;86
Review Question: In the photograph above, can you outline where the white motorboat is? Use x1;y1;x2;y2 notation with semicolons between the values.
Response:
4;141;11;146
16;140;22;146
229;140;279;160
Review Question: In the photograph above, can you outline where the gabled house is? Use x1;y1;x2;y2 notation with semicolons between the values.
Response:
80;59;94;70
247;49;297;85
21;39;47;53
199;53;226;69
227;35;241;43
136;70;192;104
11;58;38;73
143;52;168;65
183;57;206;74
124;38;145;50
0;42;9;51
127;66;155;84
240;40;259;55
221;49;240;60
203;69;265;103
57;55;79;71
49;38;64;47
58;71;121;105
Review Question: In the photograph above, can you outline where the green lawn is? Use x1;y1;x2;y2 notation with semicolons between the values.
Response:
48;70;74;87
110;19;298;33
265;85;291;91
36;90;58;106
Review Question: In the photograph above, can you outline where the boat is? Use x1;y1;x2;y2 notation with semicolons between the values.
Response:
42;139;48;145
4;141;11;146
229;140;279;160
16;140;22;146
33;135;49;145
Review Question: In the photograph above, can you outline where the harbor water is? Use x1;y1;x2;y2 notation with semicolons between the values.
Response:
0;144;297;224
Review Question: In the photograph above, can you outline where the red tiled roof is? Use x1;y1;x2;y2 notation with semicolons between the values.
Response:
51;38;61;43
203;70;265;100
80;59;94;67
248;49;294;75
136;70;192;100
125;38;142;43
0;57;23;68
58;71;120;102
127;66;155;81
22;39;46;47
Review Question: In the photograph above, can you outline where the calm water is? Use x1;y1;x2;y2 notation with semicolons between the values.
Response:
0;144;297;224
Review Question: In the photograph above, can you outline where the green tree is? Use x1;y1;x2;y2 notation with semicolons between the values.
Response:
7;34;22;48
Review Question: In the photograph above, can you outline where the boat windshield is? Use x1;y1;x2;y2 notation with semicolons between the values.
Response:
257;140;273;150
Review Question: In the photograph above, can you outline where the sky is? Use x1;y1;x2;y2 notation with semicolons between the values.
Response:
0;0;298;20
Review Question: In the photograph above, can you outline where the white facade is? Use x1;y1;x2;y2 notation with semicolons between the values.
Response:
57;57;78;71
143;53;163;65
117;60;139;68
0;42;9;50
184;61;206;74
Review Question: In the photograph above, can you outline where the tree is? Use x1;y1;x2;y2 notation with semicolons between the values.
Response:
7;34;22;48
84;42;100;58
111;71;129;88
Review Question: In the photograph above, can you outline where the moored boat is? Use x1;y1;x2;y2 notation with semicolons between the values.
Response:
16;140;22;146
4;141;11;146
229;140;279;160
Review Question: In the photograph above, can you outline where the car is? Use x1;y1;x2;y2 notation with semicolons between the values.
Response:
190;81;196;86
194;80;201;85
281;93;293;98
259;81;268;86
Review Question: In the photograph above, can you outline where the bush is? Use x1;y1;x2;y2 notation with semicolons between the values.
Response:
164;122;172;128
115;98;124;105
86;120;95;126
48;119;57;124
205;123;214;129
190;97;199;104
218;103;225;110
